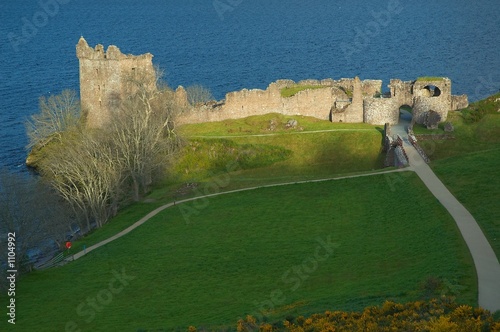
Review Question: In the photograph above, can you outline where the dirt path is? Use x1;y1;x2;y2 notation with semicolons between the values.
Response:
392;115;500;312
190;128;375;138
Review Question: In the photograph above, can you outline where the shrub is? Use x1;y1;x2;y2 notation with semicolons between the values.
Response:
229;298;500;331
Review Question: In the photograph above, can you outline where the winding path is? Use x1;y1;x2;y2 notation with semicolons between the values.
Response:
70;168;409;262
69;117;500;312
393;112;500;312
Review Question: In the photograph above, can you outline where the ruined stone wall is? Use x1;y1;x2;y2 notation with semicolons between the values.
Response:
75;39;467;129
76;37;155;128
362;80;383;96
412;78;452;98
343;77;364;122
389;79;414;106
451;94;469;110
412;96;450;123
363;98;399;125
177;76;464;126
177;80;350;124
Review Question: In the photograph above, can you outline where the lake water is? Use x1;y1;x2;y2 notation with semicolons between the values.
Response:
1;0;499;172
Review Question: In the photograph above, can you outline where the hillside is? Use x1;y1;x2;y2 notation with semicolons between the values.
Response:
4;96;500;331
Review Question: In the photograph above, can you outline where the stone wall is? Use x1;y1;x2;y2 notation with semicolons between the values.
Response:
451;94;469;110
76;38;468;129
412;96;450;123
177;80;351;125
343;76;364;123
177;76;466;126
76;37;155;128
363;98;399;125
389;79;414;106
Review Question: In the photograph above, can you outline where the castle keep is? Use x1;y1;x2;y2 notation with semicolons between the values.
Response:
76;37;156;128
77;39;468;128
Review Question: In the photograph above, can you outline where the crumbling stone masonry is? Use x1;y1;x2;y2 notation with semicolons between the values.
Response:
76;39;468;128
177;76;467;126
76;37;156;128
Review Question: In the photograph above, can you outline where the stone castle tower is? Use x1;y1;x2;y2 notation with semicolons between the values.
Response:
76;37;156;128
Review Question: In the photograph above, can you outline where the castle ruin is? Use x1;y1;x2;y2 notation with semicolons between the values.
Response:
76;38;468;128
178;77;468;126
76;37;156;128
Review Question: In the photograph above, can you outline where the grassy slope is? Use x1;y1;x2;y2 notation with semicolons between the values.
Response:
11;174;475;331
418;113;499;160
11;107;498;330
66;114;384;257
415;93;500;258
174;113;384;186
432;148;500;259
177;113;377;136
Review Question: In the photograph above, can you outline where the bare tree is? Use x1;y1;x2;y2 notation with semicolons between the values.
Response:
25;90;81;149
185;84;214;105
110;69;181;201
28;67;182;233
39;130;124;230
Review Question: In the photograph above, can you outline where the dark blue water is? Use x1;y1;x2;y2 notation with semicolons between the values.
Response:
1;0;499;172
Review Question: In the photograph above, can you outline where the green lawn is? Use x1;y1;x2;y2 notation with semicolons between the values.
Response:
432;148;500;259
419;113;500;160
67;115;386;258
417;112;500;260
10;174;476;331
172;114;384;186
9;109;497;331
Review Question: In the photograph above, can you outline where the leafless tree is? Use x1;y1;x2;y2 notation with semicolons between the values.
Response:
28;67;182;231
110;69;182;201
38;130;124;230
25;90;81;149
185;84;214;105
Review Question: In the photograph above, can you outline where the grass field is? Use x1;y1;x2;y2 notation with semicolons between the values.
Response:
432;148;500;259
173;113;384;185
9;107;499;331
417;109;500;260
10;173;476;331
418;97;500;160
66;115;385;260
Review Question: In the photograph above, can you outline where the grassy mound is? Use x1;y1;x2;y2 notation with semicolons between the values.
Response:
178;113;375;136
172;139;292;181
175;114;384;186
52;114;385;260
10;174;475;331
416;77;446;81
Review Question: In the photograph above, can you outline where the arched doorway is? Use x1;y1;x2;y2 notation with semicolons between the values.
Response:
399;104;413;123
